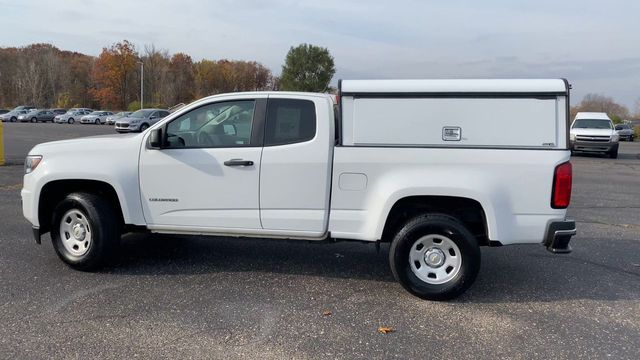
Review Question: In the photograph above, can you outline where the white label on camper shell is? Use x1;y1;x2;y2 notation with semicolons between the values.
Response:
442;127;462;141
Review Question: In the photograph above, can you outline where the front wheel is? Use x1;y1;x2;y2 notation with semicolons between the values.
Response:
50;192;120;271
68;118;75;124
608;149;618;159
139;123;149;132
389;213;480;300
10;116;17;122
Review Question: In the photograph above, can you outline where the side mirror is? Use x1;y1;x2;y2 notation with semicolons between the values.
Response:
148;128;162;149
150;116;157;120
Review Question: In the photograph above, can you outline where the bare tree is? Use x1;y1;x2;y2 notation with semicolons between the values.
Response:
575;93;630;121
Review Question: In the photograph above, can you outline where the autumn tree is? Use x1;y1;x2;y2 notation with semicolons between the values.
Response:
0;42;273;109
193;59;272;98
280;43;335;92
166;53;195;105
91;40;138;109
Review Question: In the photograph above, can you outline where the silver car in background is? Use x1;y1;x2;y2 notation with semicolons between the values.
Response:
0;109;29;122
115;109;170;132
614;124;635;141
54;108;93;124
18;109;56;122
105;111;132;125
80;111;114;124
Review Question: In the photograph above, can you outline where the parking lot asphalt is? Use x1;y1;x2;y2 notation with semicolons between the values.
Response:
1;122;115;164
0;124;639;359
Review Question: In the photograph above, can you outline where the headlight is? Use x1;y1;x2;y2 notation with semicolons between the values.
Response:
569;133;576;141
130;119;140;124
611;134;619;142
25;155;43;174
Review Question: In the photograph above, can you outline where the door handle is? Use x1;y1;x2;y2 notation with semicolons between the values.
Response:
224;159;254;167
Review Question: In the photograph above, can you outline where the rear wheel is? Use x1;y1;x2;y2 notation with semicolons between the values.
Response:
389;213;480;300
50;192;120;271
95;118;100;125
31;117;37;123
68;118;74;124
10;116;17;122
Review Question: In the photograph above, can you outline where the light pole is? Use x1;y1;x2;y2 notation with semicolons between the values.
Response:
138;61;144;110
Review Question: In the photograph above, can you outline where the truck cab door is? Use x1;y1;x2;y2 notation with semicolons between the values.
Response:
139;96;267;231
259;95;334;236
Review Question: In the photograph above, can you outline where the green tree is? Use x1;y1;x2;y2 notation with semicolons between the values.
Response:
280;44;335;92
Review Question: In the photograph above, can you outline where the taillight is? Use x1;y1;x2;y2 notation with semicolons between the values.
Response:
551;161;572;209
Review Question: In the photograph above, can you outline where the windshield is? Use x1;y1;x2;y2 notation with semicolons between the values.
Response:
130;109;154;118
89;111;102;115
572;119;612;129
615;125;629;130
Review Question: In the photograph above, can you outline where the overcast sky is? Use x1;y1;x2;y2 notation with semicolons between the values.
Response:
1;0;639;108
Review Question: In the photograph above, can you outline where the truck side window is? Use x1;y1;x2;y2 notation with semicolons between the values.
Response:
265;99;316;146
165;100;255;148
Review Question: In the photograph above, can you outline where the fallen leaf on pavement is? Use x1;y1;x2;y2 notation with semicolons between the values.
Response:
322;310;332;316
378;326;394;334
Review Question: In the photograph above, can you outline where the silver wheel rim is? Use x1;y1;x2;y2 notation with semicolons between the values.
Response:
59;209;92;257
409;234;462;285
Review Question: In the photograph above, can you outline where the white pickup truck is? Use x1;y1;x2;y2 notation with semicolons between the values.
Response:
22;79;575;300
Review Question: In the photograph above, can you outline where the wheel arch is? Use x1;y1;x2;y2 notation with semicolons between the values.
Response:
381;195;492;246
38;179;125;235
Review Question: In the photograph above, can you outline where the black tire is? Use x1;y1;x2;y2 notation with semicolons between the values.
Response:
139;123;149;132
389;213;481;300
68;118;74;124
31;117;37;123
50;192;120;271
609;149;618;159
10;116;16;122
95;118;100;125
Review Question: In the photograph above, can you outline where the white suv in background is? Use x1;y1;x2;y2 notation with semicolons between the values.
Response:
570;112;619;158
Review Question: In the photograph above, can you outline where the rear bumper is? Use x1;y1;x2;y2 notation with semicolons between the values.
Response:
543;219;576;253
571;140;618;152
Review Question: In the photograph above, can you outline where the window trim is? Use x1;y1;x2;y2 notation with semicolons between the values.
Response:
263;98;317;147
160;98;267;150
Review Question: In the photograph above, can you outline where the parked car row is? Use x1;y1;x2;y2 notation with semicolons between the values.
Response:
0;105;172;133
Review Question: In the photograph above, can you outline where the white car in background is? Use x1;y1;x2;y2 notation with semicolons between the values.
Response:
54;109;93;124
80;111;114;124
106;112;132;125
